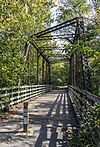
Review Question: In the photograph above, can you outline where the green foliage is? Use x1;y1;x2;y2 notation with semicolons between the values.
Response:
56;0;90;21
72;103;100;147
55;0;100;96
51;62;69;86
0;0;55;87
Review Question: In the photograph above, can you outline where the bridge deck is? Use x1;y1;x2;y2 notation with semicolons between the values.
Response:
0;89;78;147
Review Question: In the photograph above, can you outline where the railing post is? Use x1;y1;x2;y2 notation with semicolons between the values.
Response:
30;85;31;100
5;89;9;110
11;88;13;106
18;87;20;105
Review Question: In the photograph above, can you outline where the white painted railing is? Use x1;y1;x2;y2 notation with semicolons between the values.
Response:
0;85;50;110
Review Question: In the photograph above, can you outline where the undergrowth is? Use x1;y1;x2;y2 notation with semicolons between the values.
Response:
71;103;100;147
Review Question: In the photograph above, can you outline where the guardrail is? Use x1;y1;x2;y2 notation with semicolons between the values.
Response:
68;85;100;147
0;85;50;110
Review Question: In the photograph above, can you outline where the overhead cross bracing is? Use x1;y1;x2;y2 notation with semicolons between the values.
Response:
34;17;83;38
34;17;84;45
35;34;75;44
35;34;75;39
33;17;92;91
33;17;84;68
31;41;50;63
34;17;84;63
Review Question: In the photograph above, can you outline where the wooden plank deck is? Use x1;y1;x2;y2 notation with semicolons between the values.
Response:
0;89;78;147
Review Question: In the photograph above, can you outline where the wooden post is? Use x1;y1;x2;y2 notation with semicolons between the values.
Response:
23;102;28;132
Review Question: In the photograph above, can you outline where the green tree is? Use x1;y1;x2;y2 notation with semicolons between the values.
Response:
0;0;55;87
56;0;90;21
51;62;69;86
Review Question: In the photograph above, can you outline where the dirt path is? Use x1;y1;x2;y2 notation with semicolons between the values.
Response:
0;89;78;147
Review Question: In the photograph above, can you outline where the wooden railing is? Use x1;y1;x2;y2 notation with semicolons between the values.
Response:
68;85;100;146
0;85;50;110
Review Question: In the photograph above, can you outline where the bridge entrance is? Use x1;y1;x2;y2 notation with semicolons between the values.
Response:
0;17;100;147
0;89;78;147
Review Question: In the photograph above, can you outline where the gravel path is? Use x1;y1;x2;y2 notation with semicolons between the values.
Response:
0;89;78;147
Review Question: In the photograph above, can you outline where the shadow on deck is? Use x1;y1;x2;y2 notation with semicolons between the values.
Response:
0;89;78;147
31;89;78;147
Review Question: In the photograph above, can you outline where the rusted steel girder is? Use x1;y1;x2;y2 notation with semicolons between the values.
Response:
37;50;39;84
42;58;45;84
35;17;83;45
35;34;75;40
34;17;92;90
34;17;84;87
31;41;50;64
35;17;82;38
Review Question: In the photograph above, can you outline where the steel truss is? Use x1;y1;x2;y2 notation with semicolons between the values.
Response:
24;17;92;91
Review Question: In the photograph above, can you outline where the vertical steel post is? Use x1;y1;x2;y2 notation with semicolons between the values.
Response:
46;61;48;84
70;55;72;85
81;55;85;89
48;63;51;84
28;49;31;85
31;51;34;84
42;57;45;84
70;54;74;86
77;18;87;89
37;50;39;84
73;53;76;86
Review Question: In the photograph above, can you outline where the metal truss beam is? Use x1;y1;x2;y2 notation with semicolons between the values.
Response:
33;17;92;91
35;34;75;41
31;41;50;63
35;17;83;38
39;47;63;49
